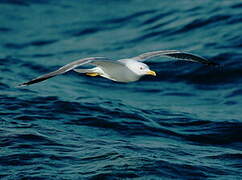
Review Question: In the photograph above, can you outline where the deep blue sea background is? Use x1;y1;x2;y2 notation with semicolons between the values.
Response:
1;0;242;179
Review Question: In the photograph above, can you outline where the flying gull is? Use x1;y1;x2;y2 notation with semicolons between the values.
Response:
18;50;218;87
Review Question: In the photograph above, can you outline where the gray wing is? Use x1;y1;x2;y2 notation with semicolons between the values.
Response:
132;50;219;66
18;57;110;87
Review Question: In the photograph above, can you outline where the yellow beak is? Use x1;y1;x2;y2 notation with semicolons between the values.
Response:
146;70;156;76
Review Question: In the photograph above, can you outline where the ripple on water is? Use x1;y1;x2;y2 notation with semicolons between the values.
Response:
0;0;242;179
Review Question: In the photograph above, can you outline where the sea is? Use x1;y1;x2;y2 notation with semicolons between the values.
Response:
0;0;242;179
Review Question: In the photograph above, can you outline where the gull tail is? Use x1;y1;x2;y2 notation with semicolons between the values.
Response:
73;67;100;74
73;69;91;73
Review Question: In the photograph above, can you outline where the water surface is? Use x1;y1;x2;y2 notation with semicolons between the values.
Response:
0;0;242;179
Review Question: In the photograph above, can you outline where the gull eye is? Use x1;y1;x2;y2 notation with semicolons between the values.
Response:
140;67;143;70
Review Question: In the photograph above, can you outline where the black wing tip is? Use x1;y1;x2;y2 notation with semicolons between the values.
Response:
166;51;220;67
17;82;29;88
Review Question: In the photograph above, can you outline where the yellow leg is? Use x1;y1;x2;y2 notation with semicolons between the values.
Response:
86;72;100;77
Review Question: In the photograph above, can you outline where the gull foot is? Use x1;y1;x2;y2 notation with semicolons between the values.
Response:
85;72;100;77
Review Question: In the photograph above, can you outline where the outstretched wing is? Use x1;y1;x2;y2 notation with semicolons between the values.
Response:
132;50;218;66
18;57;110;87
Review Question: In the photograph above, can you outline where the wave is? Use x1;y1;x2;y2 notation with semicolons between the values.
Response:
1;0;242;179
4;39;58;49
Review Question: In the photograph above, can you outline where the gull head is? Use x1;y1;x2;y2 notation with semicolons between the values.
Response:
126;60;156;77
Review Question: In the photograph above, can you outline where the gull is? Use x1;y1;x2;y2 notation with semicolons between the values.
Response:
18;50;218;87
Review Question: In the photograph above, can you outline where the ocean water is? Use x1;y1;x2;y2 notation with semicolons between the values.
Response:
1;0;242;179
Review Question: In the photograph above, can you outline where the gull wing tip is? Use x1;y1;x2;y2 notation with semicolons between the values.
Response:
16;83;28;88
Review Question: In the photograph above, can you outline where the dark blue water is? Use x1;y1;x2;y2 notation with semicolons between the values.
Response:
1;0;242;179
